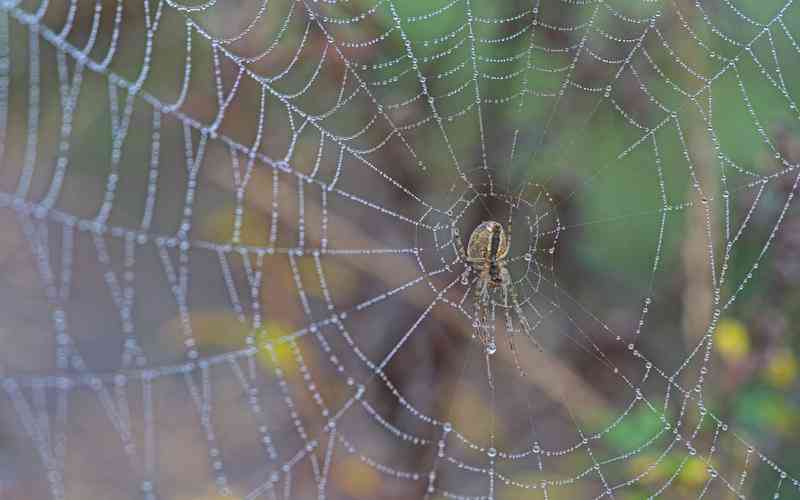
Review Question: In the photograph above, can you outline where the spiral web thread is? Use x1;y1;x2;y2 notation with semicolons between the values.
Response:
0;0;799;498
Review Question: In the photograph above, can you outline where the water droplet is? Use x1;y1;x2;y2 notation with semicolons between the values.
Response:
487;447;497;458
524;252;532;262
486;342;497;355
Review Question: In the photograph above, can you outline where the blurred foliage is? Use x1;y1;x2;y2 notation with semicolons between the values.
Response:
110;0;800;493
764;349;799;389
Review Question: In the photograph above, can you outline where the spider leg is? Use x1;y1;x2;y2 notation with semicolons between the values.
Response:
501;274;527;377
472;268;492;346
471;271;486;342
502;267;544;353
506;218;512;253
451;224;468;263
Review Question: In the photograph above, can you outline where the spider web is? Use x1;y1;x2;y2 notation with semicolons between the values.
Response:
0;0;799;498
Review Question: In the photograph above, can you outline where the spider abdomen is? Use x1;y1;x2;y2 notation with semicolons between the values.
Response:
466;221;509;261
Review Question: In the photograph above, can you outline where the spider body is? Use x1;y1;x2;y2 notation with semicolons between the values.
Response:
466;221;509;288
452;220;542;374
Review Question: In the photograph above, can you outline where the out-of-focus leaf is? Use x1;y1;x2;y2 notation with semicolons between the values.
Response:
678;456;710;489
763;348;798;389
715;319;751;364
734;387;799;436
605;406;663;451
626;452;671;485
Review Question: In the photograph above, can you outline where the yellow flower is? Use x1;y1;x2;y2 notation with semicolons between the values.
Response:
764;349;798;389
715;319;750;364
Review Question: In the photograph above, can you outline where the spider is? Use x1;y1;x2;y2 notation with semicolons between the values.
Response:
452;220;543;375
